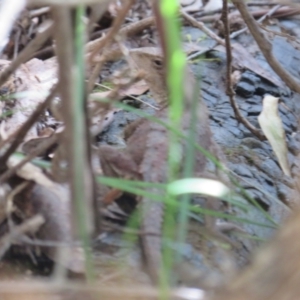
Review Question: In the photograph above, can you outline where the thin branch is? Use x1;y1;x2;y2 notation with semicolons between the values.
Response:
0;215;44;259
86;16;154;54
230;4;281;39
221;0;265;141
180;9;225;46
231;0;300;94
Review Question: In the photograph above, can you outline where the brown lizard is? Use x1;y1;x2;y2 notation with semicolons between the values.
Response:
98;47;228;284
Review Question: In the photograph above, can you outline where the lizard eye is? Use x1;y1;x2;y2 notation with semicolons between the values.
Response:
153;59;163;69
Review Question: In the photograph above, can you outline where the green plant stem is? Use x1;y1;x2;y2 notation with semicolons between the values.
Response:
74;5;94;282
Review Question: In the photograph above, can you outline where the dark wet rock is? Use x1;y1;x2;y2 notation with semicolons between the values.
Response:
240;137;265;150
211;126;237;147
240;70;261;86
257;158;283;180
251;148;272;161
236;81;255;98
98;96;156;146
256;81;280;97
280;19;300;37
230;164;253;178
227;125;243;138
225;117;239;127
215;107;235;118
276;181;294;206
98;110;135;146
246;95;261;105
282;122;294;135
247;116;260;128
202;84;223;106
237;102;251;112
279;110;298;133
247;104;262;116
288;135;300;156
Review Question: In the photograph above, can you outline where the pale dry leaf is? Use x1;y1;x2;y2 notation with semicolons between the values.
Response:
91;90;111;99
258;95;291;176
7;154;67;196
122;79;149;96
91;80;148;99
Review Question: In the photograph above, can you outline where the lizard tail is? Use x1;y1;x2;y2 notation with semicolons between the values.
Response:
140;198;164;284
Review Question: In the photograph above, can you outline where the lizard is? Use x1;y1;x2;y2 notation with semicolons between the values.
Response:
98;47;229;284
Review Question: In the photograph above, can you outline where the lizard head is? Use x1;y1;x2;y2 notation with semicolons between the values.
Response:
130;47;168;107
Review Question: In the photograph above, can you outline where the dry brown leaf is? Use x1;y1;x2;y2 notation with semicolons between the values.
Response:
3;57;57;139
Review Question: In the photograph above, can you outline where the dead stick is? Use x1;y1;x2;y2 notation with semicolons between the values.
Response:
0;215;44;259
231;0;300;94
86;16;154;54
221;0;265;141
181;9;225;46
230;4;281;39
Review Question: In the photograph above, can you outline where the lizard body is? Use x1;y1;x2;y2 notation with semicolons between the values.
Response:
98;47;227;284
128;48;221;284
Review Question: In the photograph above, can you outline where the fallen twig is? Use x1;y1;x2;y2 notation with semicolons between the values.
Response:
0;214;44;259
230;4;281;39
221;0;265;141
231;0;300;94
86;16;155;54
181;9;225;46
